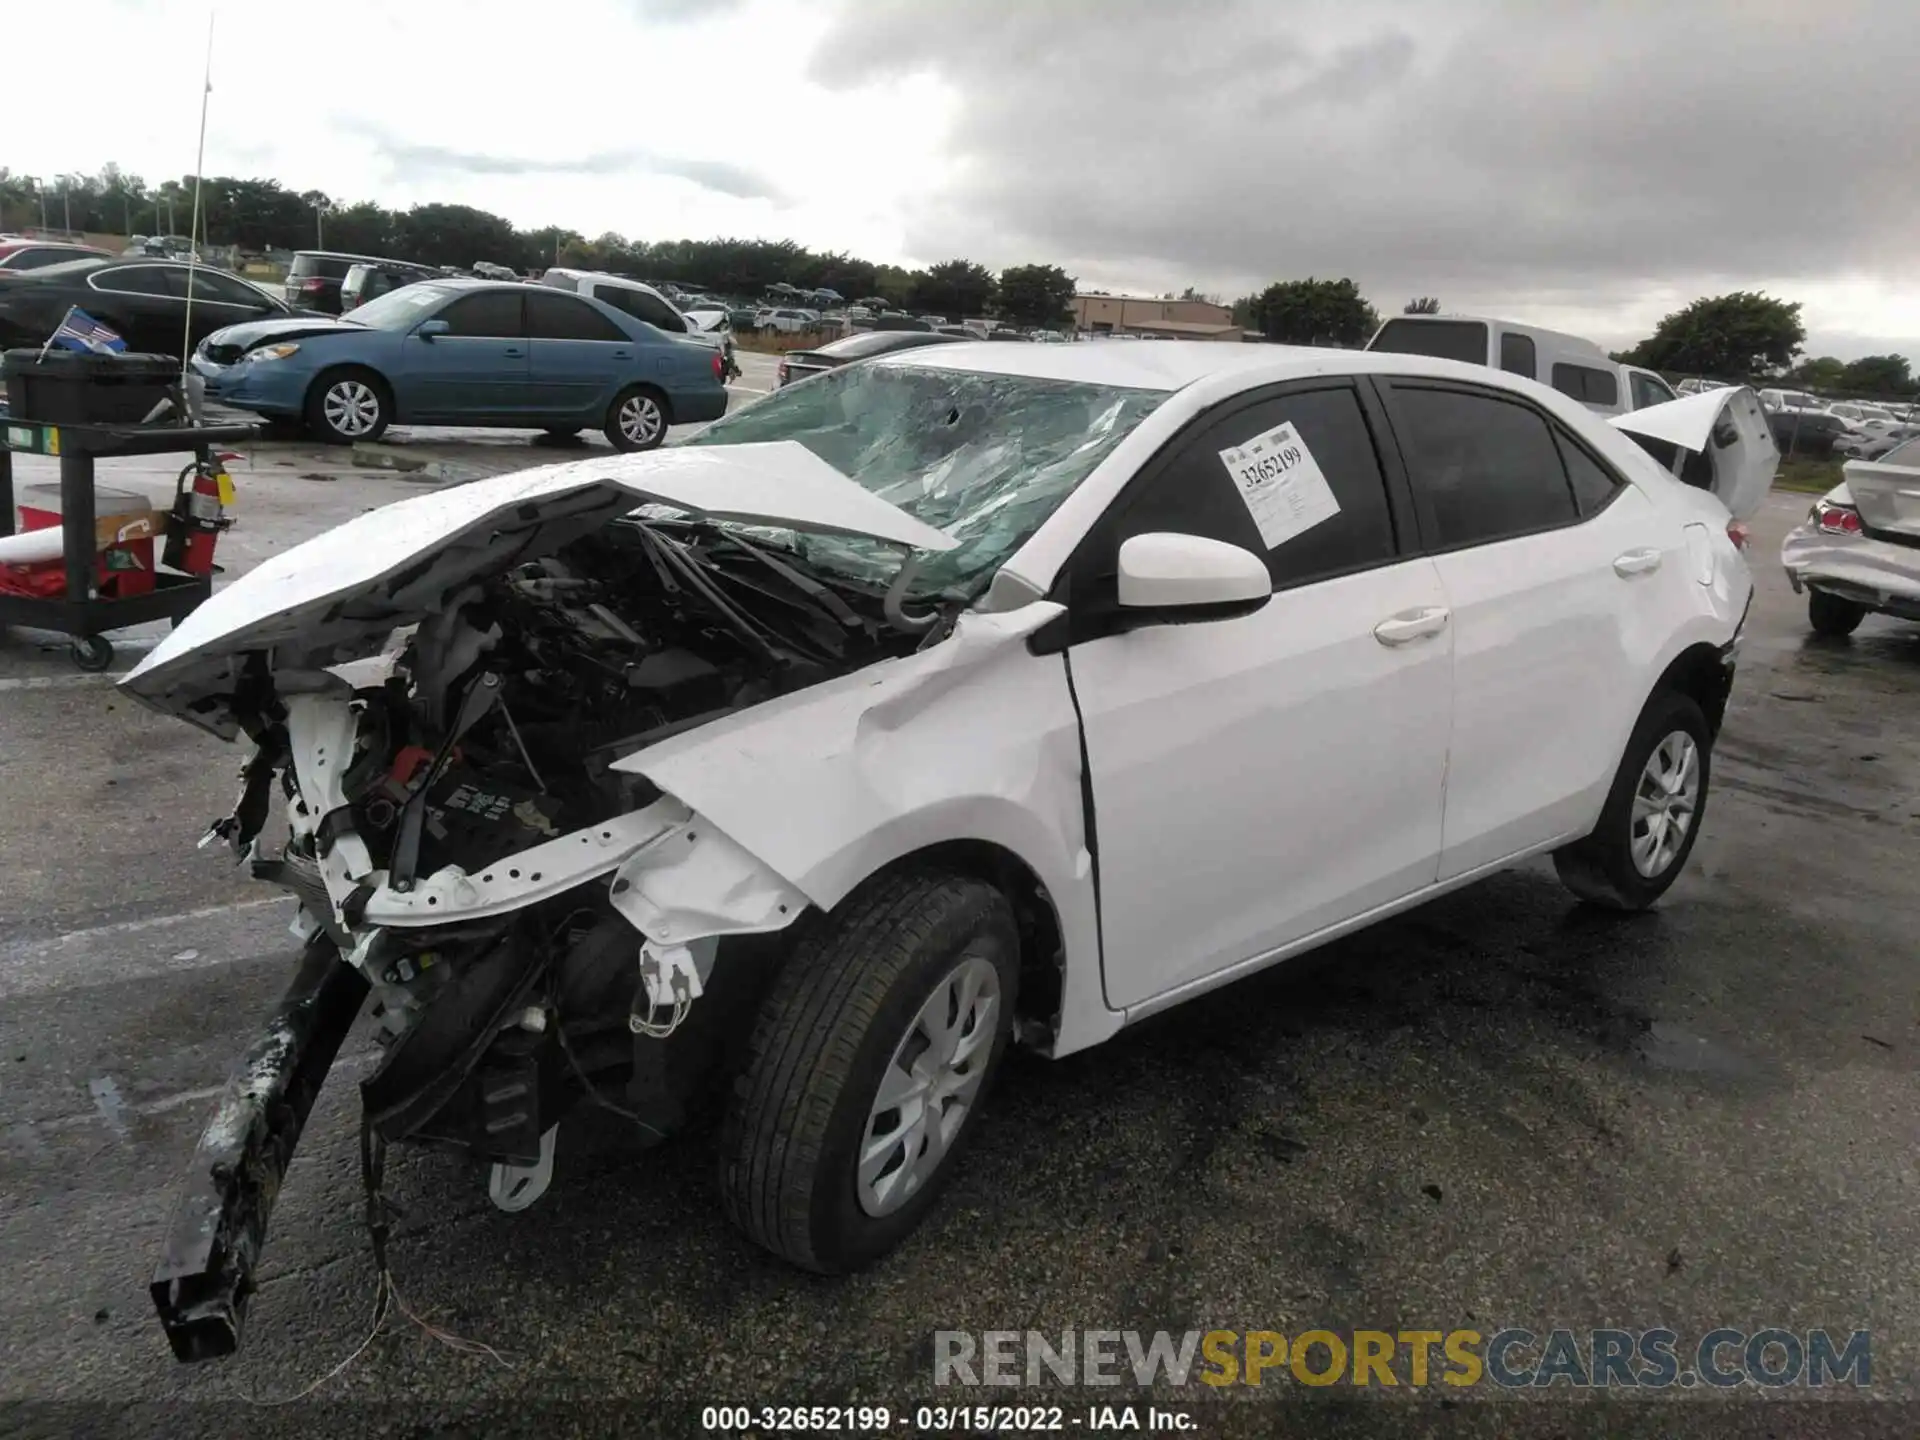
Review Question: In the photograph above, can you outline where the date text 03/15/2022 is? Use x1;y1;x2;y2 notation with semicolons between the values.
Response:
699;1404;1195;1432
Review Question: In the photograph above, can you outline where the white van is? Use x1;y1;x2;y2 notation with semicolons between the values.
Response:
540;268;733;372
1366;313;1677;416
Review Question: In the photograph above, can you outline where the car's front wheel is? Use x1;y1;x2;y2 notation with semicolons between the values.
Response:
305;368;390;444
606;385;670;451
719;869;1019;1273
1553;689;1711;911
1808;589;1867;637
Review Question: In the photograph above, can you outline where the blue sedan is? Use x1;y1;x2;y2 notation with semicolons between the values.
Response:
190;277;728;450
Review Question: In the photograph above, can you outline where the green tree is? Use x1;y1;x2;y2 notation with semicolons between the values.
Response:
910;259;996;320
1249;277;1379;347
1618;292;1805;379
996;263;1077;327
1404;296;1441;314
1838;354;1914;397
1788;356;1846;389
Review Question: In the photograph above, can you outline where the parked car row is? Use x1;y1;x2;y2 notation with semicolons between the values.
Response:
0;235;114;272
1782;434;1920;636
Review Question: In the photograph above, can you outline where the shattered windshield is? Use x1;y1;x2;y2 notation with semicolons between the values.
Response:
672;361;1165;598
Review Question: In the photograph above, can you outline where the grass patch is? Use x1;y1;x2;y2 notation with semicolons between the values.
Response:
1774;456;1843;495
734;329;838;355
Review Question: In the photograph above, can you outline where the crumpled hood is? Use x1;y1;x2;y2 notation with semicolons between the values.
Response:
121;441;957;735
202;316;365;352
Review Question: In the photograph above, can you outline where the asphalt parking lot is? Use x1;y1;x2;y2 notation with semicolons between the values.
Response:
1;417;1915;1435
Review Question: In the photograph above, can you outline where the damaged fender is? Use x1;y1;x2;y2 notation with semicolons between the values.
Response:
610;601;1122;1056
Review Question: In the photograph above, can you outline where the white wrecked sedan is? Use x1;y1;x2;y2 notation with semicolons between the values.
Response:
1782;434;1920;635
126;344;1774;1359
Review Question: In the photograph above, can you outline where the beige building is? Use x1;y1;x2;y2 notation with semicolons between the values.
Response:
1072;293;1242;342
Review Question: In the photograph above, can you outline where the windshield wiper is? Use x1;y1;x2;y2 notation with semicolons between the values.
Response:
715;531;868;631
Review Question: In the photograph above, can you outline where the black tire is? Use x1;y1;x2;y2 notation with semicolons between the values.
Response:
719;869;1019;1273
1553;689;1711;911
70;635;113;672
605;385;671;451
304;367;390;445
1808;589;1866;637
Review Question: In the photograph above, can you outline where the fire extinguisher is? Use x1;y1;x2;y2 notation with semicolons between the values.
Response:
162;452;237;576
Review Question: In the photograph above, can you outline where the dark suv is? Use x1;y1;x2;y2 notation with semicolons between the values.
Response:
339;258;443;313
284;250;418;315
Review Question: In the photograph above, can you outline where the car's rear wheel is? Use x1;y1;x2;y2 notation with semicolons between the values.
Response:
719;869;1018;1273
1808;589;1867;637
305;367;389;444
606;385;669;451
1553;689;1711;911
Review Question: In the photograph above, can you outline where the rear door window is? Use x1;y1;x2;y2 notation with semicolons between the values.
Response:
290;255;356;280
1386;383;1579;548
1551;363;1621;408
90;264;181;297
1552;429;1626;516
528;290;628;341
439;291;526;338
1497;331;1537;378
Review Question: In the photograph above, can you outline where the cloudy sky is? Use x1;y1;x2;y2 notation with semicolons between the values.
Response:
8;0;1917;358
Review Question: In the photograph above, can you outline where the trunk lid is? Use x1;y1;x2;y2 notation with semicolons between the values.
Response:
1841;448;1920;539
1610;385;1779;521
122;441;958;734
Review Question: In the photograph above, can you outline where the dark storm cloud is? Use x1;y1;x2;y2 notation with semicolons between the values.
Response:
808;0;1920;311
352;133;783;202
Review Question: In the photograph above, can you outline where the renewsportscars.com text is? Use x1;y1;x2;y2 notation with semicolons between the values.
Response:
933;1327;1871;1390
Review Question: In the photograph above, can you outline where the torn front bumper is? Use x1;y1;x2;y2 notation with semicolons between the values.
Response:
150;938;369;1363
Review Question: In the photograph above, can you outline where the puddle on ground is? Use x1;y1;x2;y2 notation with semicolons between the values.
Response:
1635;1021;1757;1076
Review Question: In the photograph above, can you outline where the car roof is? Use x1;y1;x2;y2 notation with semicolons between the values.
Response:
1379;312;1610;357
867;338;1606;395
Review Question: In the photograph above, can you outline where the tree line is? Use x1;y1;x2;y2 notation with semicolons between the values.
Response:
4;165;1907;392
0;166;1078;326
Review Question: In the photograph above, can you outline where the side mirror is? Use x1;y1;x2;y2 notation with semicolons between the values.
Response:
1117;532;1271;612
415;318;450;341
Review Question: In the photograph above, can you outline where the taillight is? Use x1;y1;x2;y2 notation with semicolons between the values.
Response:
1726;520;1750;550
300;277;327;292
1812;500;1863;535
777;361;788;383
712;352;724;380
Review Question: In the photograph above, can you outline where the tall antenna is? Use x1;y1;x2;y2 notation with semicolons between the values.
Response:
179;6;216;379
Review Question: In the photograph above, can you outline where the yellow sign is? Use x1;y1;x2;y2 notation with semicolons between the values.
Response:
214;470;236;507
44;426;59;457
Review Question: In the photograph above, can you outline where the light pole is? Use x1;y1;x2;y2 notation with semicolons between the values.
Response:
36;179;47;230
315;196;331;248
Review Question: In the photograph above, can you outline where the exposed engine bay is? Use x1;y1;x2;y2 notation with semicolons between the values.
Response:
215;516;933;1194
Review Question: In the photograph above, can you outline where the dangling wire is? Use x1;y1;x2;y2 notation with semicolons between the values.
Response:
228;1113;511;1405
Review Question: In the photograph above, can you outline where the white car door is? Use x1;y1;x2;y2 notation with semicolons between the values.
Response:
1043;379;1455;1012
1376;377;1673;879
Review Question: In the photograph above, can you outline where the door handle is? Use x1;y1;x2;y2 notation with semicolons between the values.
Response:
502;347;525;358
1373;606;1451;646
1613;547;1663;577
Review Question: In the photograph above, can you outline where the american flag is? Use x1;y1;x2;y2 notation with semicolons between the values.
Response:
48;307;127;355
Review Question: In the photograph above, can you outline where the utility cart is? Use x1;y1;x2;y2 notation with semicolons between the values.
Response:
0;418;257;670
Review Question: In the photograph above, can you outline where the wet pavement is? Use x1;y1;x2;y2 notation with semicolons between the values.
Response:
0;470;1916;1437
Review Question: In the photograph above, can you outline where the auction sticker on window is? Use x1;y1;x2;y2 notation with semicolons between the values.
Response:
1218;421;1340;548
